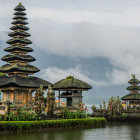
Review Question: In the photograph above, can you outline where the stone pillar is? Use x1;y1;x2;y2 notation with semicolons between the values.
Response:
13;91;16;103
3;92;6;102
25;91;28;104
23;91;27;104
7;91;10;101
58;91;60;107
72;91;74;107
17;92;20;104
11;91;14;103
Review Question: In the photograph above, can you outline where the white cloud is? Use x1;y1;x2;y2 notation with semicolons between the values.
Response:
107;67;140;85
40;65;94;85
27;5;140;27
0;31;8;42
40;65;109;86
29;20;140;86
31;21;140;67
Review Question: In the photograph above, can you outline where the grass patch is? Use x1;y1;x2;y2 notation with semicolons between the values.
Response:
0;117;106;132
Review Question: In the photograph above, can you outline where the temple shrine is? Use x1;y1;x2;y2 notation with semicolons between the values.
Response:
121;74;140;107
0;3;51;105
53;76;92;108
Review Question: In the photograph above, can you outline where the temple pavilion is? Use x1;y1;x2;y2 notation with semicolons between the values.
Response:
53;76;92;108
121;74;140;107
0;3;51;105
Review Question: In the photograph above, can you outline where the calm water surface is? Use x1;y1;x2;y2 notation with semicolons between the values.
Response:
0;122;140;140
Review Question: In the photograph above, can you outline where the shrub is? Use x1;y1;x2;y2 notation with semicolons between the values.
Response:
0;118;106;131
62;109;88;119
121;113;128;118
1;104;39;121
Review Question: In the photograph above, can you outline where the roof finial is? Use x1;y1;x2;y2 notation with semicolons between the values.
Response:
19;2;22;5
66;75;74;79
132;74;135;79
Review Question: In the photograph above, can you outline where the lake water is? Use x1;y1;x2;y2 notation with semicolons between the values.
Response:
0;122;140;140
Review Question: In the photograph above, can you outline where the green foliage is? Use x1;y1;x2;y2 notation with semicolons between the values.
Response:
0;105;39;121
0;118;106;131
62;105;89;119
121;113;128;118
62;110;87;119
108;96;123;118
0;72;5;76
1;111;39;121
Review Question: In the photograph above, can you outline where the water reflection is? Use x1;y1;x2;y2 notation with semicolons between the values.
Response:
128;123;140;140
0;122;140;140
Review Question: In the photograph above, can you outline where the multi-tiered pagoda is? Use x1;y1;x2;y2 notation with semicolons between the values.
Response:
121;74;140;107
0;3;51;104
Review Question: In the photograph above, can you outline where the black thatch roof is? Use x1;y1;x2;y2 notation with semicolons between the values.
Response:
1;54;36;62
14;3;26;11
13;15;27;20
14;11;26;16
12;20;28;25
53;75;92;90
7;38;32;45
10;25;29;31
121;93;140;100
4;45;33;52
0;64;39;73
0;76;52;88
8;31;31;37
126;86;140;90
128;78;140;84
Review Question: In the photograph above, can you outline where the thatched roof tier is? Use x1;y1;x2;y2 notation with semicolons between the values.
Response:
6;38;32;45
4;46;33;52
10;25;29;31
121;93;140;100
128;74;140;84
8;31;31;37
53;75;92;90
0;64;39;73
1;54;36;62
128;79;140;84
14;3;26;11
0;76;52;88
126;86;140;90
14;11;26;16
12;20;28;25
13;15;27;20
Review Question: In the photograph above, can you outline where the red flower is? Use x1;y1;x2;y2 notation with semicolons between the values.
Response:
87;109;88;111
17;106;18;108
81;107;83;109
33;106;36;109
21;104;24;107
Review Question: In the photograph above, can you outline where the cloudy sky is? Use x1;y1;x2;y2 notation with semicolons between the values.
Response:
0;0;140;107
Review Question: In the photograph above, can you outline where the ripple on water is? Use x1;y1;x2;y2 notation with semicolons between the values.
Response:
0;122;140;140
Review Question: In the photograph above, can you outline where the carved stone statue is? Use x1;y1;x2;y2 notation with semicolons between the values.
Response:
46;85;55;116
103;101;106;110
34;85;45;116
91;105;96;113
